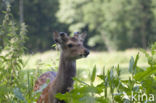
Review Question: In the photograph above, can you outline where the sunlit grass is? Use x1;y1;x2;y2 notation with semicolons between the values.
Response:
23;49;148;81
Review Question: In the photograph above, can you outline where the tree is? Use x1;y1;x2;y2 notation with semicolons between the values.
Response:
57;0;156;50
10;0;69;52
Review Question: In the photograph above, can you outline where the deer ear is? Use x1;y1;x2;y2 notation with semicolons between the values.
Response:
59;32;69;42
53;31;60;43
80;32;87;41
53;32;69;44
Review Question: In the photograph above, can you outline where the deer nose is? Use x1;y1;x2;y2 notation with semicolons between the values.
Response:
84;49;90;57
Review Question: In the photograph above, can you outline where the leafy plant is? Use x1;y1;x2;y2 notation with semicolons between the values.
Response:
55;43;156;103
0;3;28;102
134;43;156;102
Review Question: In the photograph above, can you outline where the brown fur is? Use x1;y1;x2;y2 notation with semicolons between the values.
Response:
35;32;89;103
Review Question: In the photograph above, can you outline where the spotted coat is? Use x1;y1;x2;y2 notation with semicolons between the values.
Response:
34;71;56;91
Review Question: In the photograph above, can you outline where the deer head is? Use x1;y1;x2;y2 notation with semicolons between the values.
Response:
53;31;89;60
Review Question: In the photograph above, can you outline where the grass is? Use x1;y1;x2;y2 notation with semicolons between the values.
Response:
23;49;148;81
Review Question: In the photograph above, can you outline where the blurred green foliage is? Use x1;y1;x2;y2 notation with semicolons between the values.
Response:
57;0;156;50
1;0;156;52
0;4;28;102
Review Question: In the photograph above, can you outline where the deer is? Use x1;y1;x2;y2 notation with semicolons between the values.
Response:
34;31;90;103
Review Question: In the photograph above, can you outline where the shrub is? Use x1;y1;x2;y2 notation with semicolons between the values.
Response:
0;4;28;102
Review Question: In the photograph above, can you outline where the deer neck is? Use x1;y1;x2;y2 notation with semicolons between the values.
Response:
55;52;76;93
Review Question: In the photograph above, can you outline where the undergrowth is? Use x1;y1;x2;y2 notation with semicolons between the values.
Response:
55;43;156;103
0;4;156;103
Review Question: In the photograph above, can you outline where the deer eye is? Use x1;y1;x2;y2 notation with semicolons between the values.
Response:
67;44;73;48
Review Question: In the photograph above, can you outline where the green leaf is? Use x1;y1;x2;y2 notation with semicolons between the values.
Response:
51;44;56;47
110;66;114;79
133;53;139;74
128;53;139;75
91;65;97;82
116;64;120;77
55;93;67;101
134;66;156;81
13;88;26;102
73;77;89;86
129;56;134;73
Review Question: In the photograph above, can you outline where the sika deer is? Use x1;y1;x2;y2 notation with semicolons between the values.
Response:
34;32;89;103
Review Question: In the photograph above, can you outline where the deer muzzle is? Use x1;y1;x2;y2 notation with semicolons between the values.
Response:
84;49;90;57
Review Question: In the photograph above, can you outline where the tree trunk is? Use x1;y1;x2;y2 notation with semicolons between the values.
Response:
101;31;114;52
19;0;24;24
140;3;147;49
140;0;152;49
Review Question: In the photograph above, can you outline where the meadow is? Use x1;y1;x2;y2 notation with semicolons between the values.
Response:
1;45;155;103
21;48;156;103
23;49;148;81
